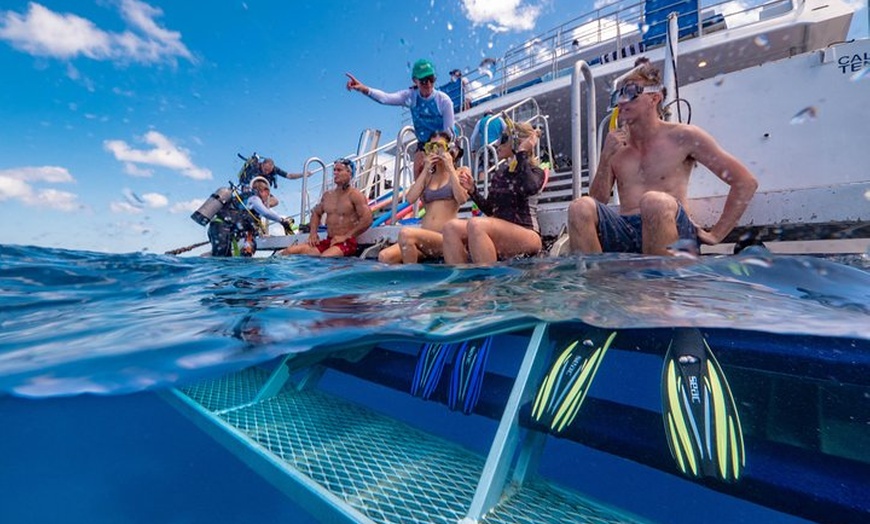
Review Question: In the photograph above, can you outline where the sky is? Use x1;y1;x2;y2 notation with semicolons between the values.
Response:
0;0;867;254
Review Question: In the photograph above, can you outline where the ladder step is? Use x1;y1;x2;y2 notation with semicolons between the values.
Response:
174;368;645;524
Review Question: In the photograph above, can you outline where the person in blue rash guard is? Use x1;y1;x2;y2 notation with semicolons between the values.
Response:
469;111;506;172
345;59;455;180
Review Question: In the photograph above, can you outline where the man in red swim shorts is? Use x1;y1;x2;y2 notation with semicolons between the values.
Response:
279;159;373;258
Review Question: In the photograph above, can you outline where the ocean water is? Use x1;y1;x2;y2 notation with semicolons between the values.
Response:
1;244;869;523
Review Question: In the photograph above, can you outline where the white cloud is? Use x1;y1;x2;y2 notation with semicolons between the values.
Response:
0;1;194;65
0;165;75;183
141;192;167;208
37;188;80;211
461;0;543;32
104;130;212;180
110;200;143;214
170;199;203;213
124;162;153;177
567;17;639;47
0;165;81;211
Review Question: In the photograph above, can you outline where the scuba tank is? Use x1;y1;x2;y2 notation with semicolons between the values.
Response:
191;187;233;226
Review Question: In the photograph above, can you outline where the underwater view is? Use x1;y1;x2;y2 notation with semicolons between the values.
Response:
1;245;868;523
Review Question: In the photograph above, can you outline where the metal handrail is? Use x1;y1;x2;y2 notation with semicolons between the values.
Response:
390;126;418;223
571;60;597;200
299;157;326;223
477;97;552;197
462;0;799;107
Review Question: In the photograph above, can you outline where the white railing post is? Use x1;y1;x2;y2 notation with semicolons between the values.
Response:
299;158;326;224
391;126;417;222
571;60;597;200
663;12;680;123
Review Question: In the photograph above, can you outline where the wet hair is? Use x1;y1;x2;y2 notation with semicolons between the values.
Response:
623;57;668;118
506;120;541;167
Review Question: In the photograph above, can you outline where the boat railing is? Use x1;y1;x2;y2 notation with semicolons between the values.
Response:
295;129;415;227
460;0;800;109
298;157;327;224
469;97;553;202
388;126;419;222
571;61;598;201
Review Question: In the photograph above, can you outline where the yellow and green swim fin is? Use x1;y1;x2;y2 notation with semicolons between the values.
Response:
532;330;617;434
662;328;746;482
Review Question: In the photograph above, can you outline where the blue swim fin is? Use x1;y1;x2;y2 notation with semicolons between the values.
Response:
447;337;493;415
662;328;745;482
410;342;452;400
532;330;616;433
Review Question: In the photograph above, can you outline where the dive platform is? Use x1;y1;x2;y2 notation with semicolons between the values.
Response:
164;351;647;524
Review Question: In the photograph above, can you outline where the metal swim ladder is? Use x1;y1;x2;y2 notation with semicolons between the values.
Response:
162;323;646;524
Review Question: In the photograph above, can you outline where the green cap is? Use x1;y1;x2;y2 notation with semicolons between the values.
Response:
412;59;435;80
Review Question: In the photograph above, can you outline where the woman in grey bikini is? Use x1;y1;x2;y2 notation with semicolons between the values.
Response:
378;131;469;264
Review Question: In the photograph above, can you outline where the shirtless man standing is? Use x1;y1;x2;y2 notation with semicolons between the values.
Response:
279;159;373;257
567;59;758;255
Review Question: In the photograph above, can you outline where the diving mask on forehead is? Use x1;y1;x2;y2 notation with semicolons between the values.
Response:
610;83;663;108
334;158;355;177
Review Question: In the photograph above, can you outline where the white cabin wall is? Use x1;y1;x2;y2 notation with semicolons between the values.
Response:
684;39;869;198
679;38;869;230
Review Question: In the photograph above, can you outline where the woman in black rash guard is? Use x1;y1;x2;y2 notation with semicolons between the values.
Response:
442;120;545;264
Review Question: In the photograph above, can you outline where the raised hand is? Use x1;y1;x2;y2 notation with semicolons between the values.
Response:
601;128;629;159
345;73;365;92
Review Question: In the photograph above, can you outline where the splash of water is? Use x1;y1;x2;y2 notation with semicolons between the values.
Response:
851;66;869;82
478;57;496;79
789;106;818;125
753;35;770;49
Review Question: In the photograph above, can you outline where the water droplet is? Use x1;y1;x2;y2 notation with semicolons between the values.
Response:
399;38;406;46
478;57;496;79
582;338;594;347
790;106;818;125
753;35;770;48
447;22;453;31
850;66;869;82
713;74;724;87
864;189;870;201
641;24;649;34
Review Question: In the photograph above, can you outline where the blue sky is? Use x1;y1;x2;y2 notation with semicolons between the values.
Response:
0;0;867;254
0;0;578;254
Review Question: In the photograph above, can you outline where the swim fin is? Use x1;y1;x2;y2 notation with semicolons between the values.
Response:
661;328;745;482
532;330;617;433
447;337;493;415
410;342;452;400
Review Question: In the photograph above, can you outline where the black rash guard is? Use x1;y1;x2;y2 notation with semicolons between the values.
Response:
468;151;545;232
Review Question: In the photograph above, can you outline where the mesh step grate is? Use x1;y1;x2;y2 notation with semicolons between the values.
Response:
178;370;645;524
180;367;271;413
221;388;478;524
483;481;641;524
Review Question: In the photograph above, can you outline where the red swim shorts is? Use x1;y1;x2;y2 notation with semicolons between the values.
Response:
315;236;358;256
